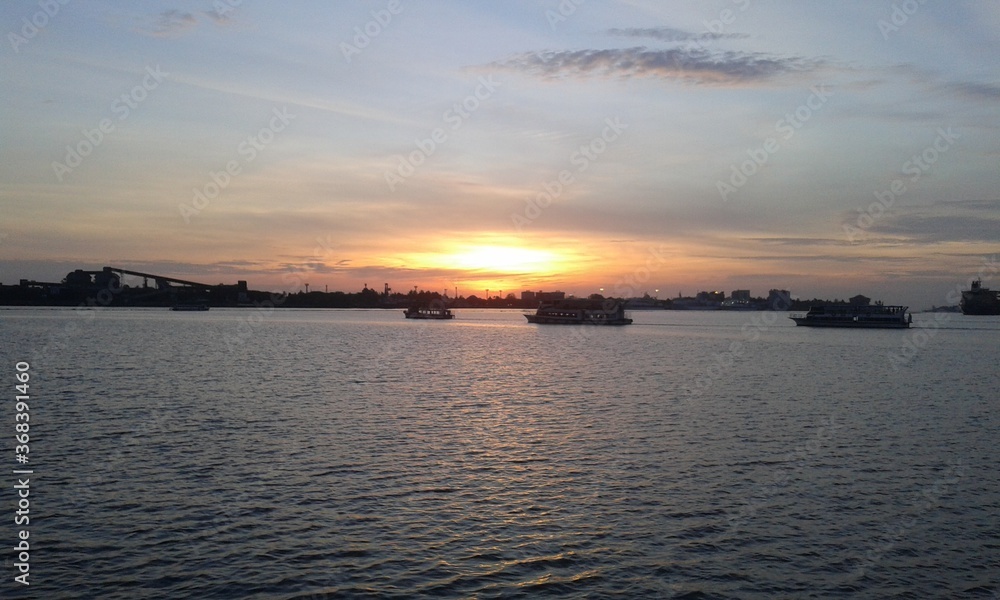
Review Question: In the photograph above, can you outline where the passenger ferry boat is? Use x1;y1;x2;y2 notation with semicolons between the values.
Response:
524;300;633;326
790;302;911;328
403;304;454;320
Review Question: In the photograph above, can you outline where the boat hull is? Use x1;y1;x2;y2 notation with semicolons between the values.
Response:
790;318;908;328
524;314;632;325
960;305;1000;316
960;296;1000;315
404;313;454;319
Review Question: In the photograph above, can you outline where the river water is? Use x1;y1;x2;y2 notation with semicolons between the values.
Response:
1;307;997;599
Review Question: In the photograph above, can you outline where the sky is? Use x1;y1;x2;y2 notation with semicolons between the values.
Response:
1;0;999;308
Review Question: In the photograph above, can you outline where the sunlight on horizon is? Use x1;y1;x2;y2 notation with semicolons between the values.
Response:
395;242;581;296
405;243;569;274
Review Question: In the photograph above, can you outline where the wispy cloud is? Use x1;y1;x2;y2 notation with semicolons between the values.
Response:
744;237;855;248
859;200;1000;244
277;259;352;274
606;26;749;43
490;47;822;85
142;10;198;38
138;8;238;38
202;8;235;27
940;80;1000;103
872;214;1000;243
887;64;1000;105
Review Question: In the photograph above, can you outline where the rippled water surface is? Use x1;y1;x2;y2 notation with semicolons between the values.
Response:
1;308;998;599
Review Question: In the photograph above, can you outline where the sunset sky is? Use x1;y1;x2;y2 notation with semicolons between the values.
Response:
2;1;999;308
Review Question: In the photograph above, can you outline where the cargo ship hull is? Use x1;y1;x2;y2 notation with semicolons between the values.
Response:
961;280;1000;315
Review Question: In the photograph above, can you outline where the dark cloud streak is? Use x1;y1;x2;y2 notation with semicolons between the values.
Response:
855;200;1000;244
490;47;822;85
940;80;1000;102
606;26;748;42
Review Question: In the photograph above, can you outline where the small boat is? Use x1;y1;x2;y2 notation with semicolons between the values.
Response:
525;300;633;325
790;302;911;328
171;301;210;311
960;279;1000;315
403;304;454;319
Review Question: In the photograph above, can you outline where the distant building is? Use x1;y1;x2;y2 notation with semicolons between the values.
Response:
523;290;564;304
850;294;871;306
767;289;792;309
731;289;751;301
696;290;725;303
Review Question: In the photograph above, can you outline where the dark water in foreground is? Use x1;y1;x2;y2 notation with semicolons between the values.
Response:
1;308;998;599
